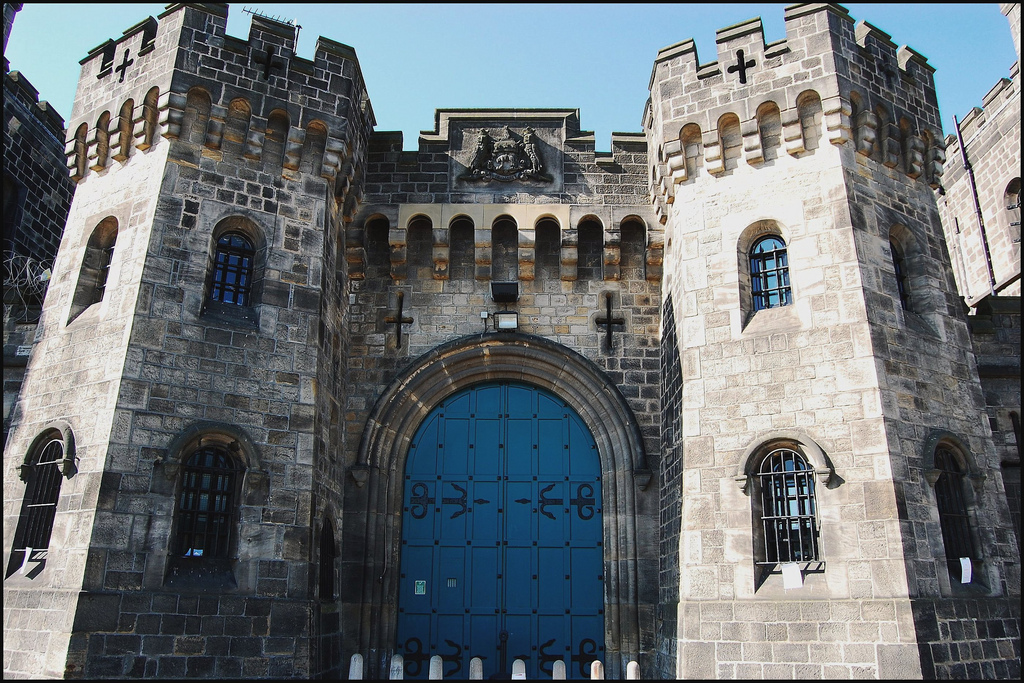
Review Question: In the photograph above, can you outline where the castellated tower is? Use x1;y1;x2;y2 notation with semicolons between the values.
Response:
647;4;1019;679
2;4;371;678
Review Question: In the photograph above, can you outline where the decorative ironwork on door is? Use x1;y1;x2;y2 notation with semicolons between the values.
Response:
397;383;604;679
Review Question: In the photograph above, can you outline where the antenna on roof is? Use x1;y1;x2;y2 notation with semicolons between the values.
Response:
242;7;301;46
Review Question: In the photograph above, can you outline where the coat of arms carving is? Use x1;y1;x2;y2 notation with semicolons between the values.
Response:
460;126;552;182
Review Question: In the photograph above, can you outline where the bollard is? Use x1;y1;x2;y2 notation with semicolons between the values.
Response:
428;654;444;680
348;653;363;680
589;660;604;680
511;658;526;680
469;657;484;680
552;660;566;680
626;660;640;679
389;653;404;680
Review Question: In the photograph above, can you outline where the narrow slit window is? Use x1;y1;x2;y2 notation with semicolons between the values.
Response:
891;239;911;310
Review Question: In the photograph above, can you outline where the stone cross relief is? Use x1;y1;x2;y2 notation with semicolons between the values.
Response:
727;49;755;84
595;292;624;351
115;49;134;83
252;45;287;80
385;291;414;347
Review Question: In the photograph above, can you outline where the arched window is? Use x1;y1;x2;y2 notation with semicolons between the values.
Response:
750;235;791;311
320;519;337;600
209;232;255;306
890;238;911;310
756;101;782;162
934;446;976;582
757;448;820;566
176;446;239;559
407;215;434;279
491;215;518;282
577;218;603;281
534;217;561;281
69;217;118;323
8;438;65;575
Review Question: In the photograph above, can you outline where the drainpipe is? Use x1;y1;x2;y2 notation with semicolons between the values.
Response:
953;114;996;298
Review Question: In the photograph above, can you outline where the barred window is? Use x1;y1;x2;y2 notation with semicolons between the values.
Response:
757;448;819;564
934;446;975;580
750;236;791;311
176;447;238;559
209;233;254;306
10;439;64;567
890;239;911;310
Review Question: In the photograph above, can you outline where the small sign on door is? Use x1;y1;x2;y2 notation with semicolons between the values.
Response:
414;580;426;595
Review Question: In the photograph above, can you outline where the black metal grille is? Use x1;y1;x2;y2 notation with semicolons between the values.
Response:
751;236;791;311
177;447;237;558
934;447;974;576
890;240;911;310
210;233;254;306
758;448;819;564
15;439;64;552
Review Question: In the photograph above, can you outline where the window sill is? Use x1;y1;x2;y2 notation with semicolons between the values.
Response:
200;300;260;330
164;557;238;592
741;303;803;335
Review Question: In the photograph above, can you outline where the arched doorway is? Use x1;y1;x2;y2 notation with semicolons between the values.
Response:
344;334;653;680
396;382;604;679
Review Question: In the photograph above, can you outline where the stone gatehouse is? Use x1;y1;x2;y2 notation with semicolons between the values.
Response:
3;3;1019;680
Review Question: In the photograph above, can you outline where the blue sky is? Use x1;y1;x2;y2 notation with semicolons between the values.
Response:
4;4;1017;150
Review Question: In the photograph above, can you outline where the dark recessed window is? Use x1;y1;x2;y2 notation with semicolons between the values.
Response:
176;447;237;559
758;448;819;564
750;236;791;311
320;519;336;599
891;239;911;310
210;233;254;306
934;446;975;580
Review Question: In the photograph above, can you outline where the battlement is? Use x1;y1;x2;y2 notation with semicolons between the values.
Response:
944;65;1020;162
63;3;375;194
2;65;66;140
645;3;945;221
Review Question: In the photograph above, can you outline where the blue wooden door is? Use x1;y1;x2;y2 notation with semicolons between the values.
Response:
397;383;604;679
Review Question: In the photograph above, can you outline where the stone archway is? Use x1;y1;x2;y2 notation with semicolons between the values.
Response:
342;333;652;679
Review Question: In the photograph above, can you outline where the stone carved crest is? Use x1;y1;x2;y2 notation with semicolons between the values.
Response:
460;126;552;182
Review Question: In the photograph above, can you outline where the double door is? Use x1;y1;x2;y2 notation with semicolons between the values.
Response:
397;383;604;679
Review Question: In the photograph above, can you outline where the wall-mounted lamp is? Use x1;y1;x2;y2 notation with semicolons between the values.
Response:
492;311;519;330
490;282;519;304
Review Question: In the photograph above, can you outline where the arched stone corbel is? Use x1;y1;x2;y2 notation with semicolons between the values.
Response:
736;430;835;493
854;110;878;156
283;126;306;172
781;108;805;156
159;91;186;139
204;104;227;150
822;96;851;145
702;131;724;175
741;117;763;164
905;134;925;179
